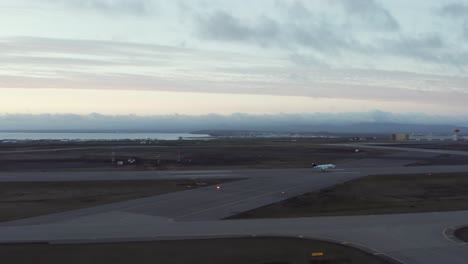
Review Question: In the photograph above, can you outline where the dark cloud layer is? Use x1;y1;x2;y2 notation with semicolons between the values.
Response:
197;11;280;44
194;1;468;69
379;35;449;64
439;2;468;17
439;2;468;40
334;0;400;31
29;1;468;71
196;9;359;54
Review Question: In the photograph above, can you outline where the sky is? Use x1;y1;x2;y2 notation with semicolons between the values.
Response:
1;0;468;121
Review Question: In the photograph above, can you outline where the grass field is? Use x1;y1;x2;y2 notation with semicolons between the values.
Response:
0;178;236;222
405;153;468;166
0;237;396;264
230;173;468;219
379;142;468;151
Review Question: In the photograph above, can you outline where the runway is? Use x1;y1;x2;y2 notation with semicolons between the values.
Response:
1;143;468;263
4;163;468;226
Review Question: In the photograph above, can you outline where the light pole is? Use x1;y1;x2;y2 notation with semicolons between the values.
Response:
156;154;161;166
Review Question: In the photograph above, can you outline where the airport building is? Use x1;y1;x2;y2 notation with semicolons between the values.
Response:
391;134;409;141
407;133;456;141
391;129;462;141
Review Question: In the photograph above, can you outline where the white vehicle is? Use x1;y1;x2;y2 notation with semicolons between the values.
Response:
312;163;336;171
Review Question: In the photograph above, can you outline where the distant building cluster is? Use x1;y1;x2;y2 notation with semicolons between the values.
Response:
391;129;464;141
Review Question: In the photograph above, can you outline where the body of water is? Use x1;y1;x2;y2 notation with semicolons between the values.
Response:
0;132;211;141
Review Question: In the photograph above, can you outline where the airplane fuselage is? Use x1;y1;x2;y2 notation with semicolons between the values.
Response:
312;163;336;170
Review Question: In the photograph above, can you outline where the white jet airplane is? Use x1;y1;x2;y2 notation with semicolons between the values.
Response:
312;163;336;171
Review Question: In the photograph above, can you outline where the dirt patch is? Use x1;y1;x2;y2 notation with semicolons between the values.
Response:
230;173;468;219
0;237;397;264
0;178;236;222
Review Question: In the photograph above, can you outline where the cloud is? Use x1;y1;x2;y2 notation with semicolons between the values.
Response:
380;35;444;61
197;11;251;41
334;0;400;31
195;5;468;70
196;11;279;43
0;36;195;70
195;8;358;54
464;23;468;39
288;53;329;68
439;2;468;40
0;36;180;56
439;2;468;17
193;1;467;68
48;0;155;16
378;34;468;68
2;36;468;108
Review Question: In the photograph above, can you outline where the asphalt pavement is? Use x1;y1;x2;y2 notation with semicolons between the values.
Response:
2;143;468;263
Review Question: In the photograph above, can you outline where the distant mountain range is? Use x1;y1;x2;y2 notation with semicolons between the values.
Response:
3;122;465;135
2;123;465;136
1;112;466;135
193;122;467;135
306;122;467;134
